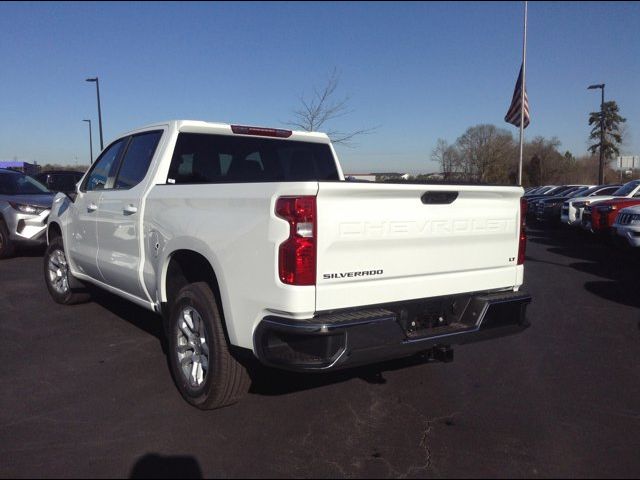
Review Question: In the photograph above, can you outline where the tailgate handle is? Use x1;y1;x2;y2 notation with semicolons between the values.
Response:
421;191;458;205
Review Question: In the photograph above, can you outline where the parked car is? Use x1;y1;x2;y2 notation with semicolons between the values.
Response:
585;197;640;235
525;185;566;201
526;185;586;222
34;170;85;195
0;168;55;258
43;120;531;410
524;185;555;196
534;186;593;225
577;180;640;230
612;204;640;248
560;185;622;225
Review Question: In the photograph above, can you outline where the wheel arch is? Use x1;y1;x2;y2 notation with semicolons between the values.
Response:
47;221;63;244
161;248;236;345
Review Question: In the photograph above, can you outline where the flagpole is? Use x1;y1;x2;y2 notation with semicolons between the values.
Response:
518;1;528;185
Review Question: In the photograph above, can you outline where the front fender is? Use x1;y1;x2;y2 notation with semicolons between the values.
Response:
47;193;79;271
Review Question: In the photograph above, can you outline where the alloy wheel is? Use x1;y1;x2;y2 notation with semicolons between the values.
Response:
175;306;210;388
47;249;70;294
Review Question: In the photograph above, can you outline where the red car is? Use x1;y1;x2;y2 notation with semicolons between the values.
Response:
591;198;640;233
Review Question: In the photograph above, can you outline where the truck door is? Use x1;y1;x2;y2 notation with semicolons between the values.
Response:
69;138;128;280
96;130;163;300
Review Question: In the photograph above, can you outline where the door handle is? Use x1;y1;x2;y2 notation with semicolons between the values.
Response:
123;204;138;215
87;203;98;212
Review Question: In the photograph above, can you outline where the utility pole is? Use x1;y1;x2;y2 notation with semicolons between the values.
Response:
86;77;104;151
83;119;93;164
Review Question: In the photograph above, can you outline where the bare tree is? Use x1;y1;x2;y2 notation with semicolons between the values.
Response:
287;68;377;146
431;139;460;180
454;124;515;183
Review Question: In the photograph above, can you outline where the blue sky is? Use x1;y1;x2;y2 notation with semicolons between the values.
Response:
1;1;638;174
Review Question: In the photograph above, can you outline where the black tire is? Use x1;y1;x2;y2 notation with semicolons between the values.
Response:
168;282;250;409
43;236;91;305
0;219;15;259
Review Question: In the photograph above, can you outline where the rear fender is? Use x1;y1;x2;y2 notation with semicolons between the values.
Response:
158;237;236;343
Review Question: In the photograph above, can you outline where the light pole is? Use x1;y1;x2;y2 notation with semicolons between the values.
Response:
83;119;93;164
588;83;605;184
85;77;104;151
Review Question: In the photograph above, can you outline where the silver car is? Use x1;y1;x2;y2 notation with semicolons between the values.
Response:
0;169;55;258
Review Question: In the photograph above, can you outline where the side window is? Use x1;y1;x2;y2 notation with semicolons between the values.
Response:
167;134;222;184
0;174;13;194
83;139;127;191
114;131;163;189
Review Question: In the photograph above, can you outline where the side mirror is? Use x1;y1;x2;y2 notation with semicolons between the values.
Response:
65;184;79;202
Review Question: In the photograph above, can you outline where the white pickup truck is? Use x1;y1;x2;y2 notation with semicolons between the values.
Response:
44;120;531;409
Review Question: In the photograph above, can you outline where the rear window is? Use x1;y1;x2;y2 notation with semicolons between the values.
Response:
0;172;49;195
166;133;339;184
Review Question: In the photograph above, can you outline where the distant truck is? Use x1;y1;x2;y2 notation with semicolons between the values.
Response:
44;120;531;409
35;171;85;195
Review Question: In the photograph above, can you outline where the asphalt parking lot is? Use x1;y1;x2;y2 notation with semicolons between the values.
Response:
1;226;639;478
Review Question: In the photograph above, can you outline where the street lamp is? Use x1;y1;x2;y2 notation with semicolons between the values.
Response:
83;119;93;164
588;83;605;184
85;77;104;151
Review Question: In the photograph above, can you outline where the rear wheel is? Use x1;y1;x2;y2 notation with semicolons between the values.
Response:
0;219;15;259
168;282;250;409
43;236;90;305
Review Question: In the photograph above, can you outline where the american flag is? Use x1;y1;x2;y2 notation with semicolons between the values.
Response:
505;64;530;128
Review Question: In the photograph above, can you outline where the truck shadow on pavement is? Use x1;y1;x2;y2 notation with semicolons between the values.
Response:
89;288;167;352
129;453;202;479
87;283;435;396
247;354;433;396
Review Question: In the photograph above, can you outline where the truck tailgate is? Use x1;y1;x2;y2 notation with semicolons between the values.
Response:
315;182;523;311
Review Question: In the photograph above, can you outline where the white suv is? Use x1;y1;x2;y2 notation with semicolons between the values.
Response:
613;205;640;248
0;169;54;258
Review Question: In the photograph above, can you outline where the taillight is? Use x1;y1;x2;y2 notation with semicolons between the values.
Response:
276;196;316;285
518;197;527;265
231;125;292;138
